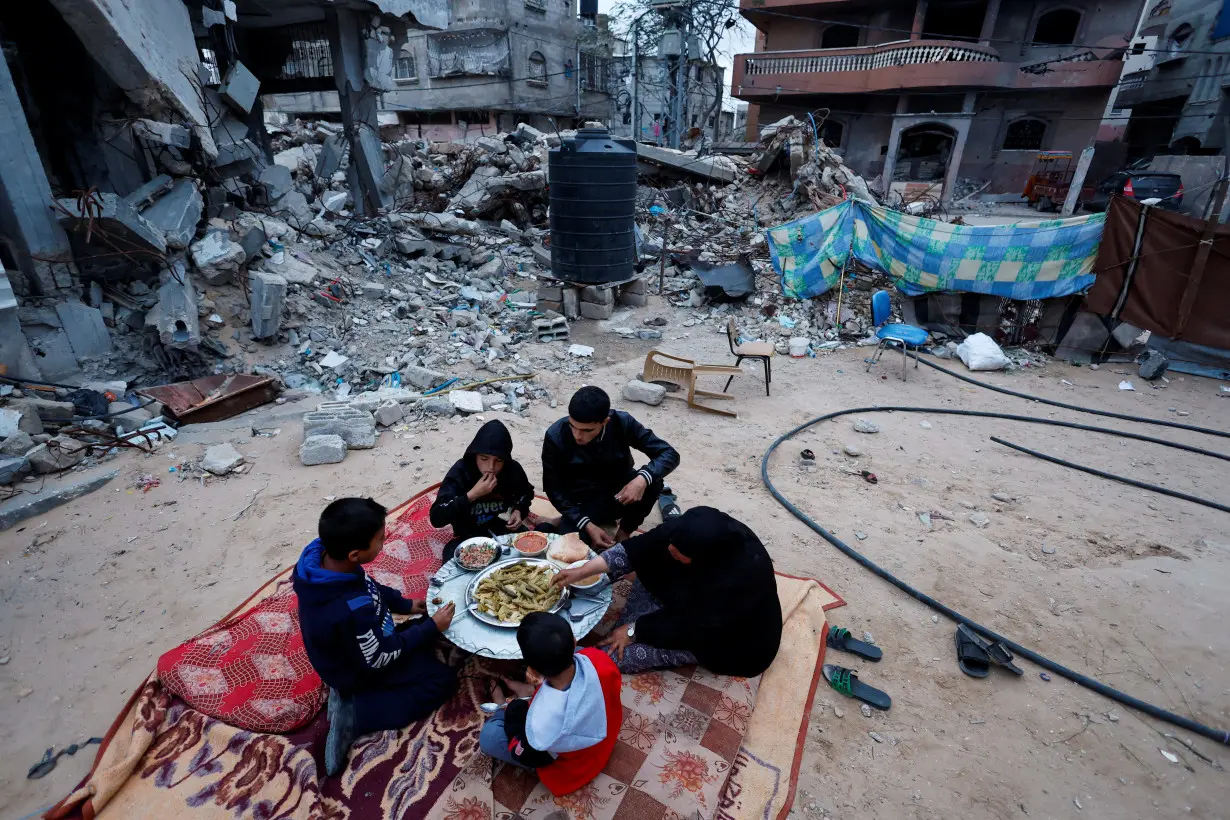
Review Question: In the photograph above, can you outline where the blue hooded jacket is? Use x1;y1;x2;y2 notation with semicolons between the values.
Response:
292;539;438;693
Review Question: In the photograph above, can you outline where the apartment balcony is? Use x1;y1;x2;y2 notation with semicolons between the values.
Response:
732;40;1124;98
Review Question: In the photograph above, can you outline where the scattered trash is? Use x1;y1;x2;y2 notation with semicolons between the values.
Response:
918;420;932;429
860;470;878;484
868;731;885;743
1039;672;1052;682
800;449;815;461
568;344;594;358
1160;749;1180;764
1041;544;1056;555
956;333;1010;371
1119;381;1135;391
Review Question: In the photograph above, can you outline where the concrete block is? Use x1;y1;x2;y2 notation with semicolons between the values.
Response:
300;434;347;465
249;270;287;339
538;285;564;301
27;435;88;474
316;134;346;179
0;410;23;438
0;455;29;484
132;119;191;149
273;191;314;228
580;285;615;306
1139;349;1169;380
219;59;260;115
563;288;580;320
56;192;167;255
7;397;73;423
580;301;614;320
141;179;203;250
0;469;118;530
212;115;260;166
373;400;404;427
54;302;112;359
536;298;563;314
201;442;244;475
125;174;175;208
237;222;266;262
145;262;200;349
0;271;42;381
421;398;457;417
622;380;667;406
2;431;35;456
361;281;387;299
619;291;649;308
259;165;295;204
622;278;647;295
191;230;246;286
474;136;508;155
400;364;449;390
302;406;376;449
449;390;484;414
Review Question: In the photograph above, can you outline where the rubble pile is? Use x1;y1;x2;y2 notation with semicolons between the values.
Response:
3;112;904;487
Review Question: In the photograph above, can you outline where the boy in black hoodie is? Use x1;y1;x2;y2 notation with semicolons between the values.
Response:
430;420;536;560
293;497;457;777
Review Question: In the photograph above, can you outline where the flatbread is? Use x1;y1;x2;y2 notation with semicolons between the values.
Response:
547;532;589;564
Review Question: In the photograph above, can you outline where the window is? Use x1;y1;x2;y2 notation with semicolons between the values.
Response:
1033;9;1081;45
580;52;605;91
527;51;547;86
1167;23;1193;58
820;119;844;147
1132;41;1146;54
821;25;860;49
1003;118;1047;150
525;0;547;10
394;51;417;82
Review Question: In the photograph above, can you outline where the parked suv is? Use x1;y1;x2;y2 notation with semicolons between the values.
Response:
1083;171;1183;212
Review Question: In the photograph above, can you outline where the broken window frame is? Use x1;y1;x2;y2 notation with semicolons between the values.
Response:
527;51;549;86
395;50;418;83
1002;117;1048;150
525;0;548;11
1032;8;1083;46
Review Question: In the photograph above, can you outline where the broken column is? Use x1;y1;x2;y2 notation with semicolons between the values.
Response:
140;179;203;249
0;34;77;295
327;10;393;216
190;230;246;286
145;260;200;349
249;270;287;339
0;267;42;379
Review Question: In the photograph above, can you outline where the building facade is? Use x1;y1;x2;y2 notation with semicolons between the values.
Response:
732;0;1146;201
1118;0;1230;157
611;54;725;143
267;0;612;140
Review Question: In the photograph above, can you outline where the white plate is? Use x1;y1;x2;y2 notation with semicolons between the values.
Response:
455;536;500;571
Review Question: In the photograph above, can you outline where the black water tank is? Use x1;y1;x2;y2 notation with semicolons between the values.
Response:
549;126;637;284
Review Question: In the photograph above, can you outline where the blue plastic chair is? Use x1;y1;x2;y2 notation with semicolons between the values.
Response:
864;290;929;381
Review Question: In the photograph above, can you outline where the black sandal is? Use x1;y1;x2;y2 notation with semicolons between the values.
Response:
822;664;891;710
828;626;883;662
955;624;991;678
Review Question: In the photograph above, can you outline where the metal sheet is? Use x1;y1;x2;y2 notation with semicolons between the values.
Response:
138;374;277;424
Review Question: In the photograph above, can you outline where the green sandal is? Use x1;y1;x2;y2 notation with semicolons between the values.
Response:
823;663;891;711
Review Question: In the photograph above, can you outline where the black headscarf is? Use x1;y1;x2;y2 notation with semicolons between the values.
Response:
623;507;782;677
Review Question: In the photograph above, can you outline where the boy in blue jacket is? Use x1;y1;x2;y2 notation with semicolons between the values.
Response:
293;497;457;776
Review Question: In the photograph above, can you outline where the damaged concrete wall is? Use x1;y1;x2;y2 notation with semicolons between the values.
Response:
47;0;217;158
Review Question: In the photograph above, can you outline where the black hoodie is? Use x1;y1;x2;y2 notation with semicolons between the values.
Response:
430;420;534;539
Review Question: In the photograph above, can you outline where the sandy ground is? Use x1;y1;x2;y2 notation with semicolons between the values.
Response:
3;304;1230;820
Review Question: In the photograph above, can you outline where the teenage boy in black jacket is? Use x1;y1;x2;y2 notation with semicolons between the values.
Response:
430;419;535;560
542;386;680;548
293;498;457;777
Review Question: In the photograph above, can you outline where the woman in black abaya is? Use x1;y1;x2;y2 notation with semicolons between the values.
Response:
553;507;782;677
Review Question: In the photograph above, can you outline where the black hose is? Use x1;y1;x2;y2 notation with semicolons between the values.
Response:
761;405;1230;746
911;354;1230;440
991;436;1230;514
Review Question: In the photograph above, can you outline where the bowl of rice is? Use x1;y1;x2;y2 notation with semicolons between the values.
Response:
513;531;550;557
455;537;499;570
565;559;605;590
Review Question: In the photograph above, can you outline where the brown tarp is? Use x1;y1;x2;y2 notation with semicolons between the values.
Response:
1085;197;1230;350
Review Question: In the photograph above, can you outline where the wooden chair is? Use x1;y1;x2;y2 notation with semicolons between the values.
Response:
642;350;745;418
724;318;775;395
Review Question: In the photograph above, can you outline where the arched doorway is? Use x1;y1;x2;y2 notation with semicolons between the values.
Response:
895;123;957;182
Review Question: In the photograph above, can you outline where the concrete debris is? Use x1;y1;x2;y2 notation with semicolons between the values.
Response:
300;433;347;465
1138;349;1169;381
140;179;203;249
853;418;881;434
27;435;88;474
302;405;376;449
0;470;120;531
373;400;404;427
201;442;244;475
191;231;246;285
622;380;666;406
449;390;485;414
249;270;287;339
146;261;201;349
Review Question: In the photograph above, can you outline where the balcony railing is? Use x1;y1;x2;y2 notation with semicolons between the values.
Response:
743;40;1000;76
1119;71;1148;92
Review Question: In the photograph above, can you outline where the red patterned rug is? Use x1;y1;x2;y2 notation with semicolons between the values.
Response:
48;488;843;820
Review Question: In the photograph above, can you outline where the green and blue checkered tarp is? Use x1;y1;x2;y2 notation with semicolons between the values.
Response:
768;201;1106;300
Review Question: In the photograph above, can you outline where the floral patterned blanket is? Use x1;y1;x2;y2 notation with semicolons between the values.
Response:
48;490;843;820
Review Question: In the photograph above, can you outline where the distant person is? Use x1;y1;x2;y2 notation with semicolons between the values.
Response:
554;506;782;676
542;386;680;548
293;497;456;777
431;420;536;560
478;612;623;795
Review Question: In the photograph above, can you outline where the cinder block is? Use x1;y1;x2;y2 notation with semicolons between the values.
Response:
537;298;563;313
538;285;564;301
302;406;376;449
619;291;649;308
580;285;615;306
249;270;287;339
622;278;647;295
563;288;580;320
579;301;614;320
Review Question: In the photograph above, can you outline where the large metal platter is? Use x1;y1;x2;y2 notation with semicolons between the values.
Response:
464;557;569;628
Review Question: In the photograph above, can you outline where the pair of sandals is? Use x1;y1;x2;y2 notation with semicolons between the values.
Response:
822;626;892;711
954;623;1023;678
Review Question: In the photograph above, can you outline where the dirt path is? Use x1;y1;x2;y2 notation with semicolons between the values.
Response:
3;319;1229;819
